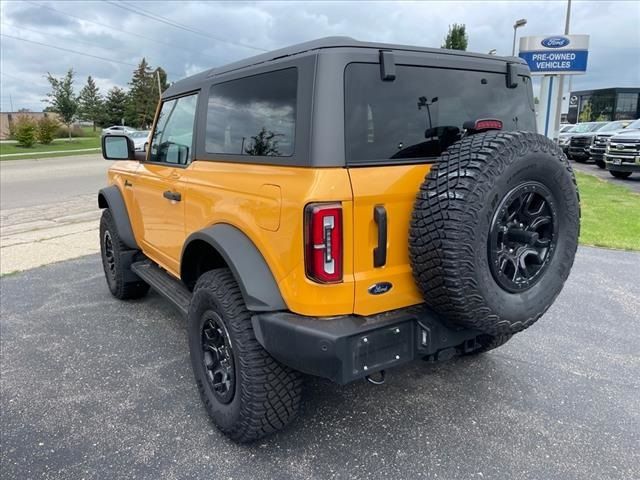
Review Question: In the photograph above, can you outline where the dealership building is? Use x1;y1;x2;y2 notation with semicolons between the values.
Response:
566;87;640;124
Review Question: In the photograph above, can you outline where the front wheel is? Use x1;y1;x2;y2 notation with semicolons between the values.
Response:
99;209;149;299
610;170;632;179
595;158;605;169
188;269;302;443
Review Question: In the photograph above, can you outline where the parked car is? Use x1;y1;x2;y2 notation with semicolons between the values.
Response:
558;122;600;154
102;125;136;136
605;127;640;179
569;120;631;163
590;119;639;168
129;130;150;152
98;37;579;442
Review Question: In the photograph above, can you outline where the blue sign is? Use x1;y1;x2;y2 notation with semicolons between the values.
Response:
541;36;571;48
519;50;588;73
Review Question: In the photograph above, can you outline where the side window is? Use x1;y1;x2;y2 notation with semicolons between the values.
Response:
149;93;198;165
205;68;297;157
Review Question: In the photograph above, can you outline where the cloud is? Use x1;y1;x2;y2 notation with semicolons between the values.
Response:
1;0;638;112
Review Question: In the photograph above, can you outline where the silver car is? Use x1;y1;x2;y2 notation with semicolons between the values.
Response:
129;130;151;152
102;125;137;136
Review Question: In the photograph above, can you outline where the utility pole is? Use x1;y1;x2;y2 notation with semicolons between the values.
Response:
552;0;572;138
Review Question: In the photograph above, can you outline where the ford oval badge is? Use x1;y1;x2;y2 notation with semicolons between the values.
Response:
541;36;570;48
368;282;393;295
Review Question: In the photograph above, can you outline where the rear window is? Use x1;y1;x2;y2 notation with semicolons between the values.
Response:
205;68;297;157
345;63;536;164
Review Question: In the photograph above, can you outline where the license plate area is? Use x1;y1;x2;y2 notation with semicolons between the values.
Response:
349;321;414;376
612;158;622;165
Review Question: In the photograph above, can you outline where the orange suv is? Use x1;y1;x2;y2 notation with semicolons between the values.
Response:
99;37;580;442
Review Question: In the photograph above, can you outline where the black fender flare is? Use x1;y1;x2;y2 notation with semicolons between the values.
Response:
97;185;139;250
181;224;286;312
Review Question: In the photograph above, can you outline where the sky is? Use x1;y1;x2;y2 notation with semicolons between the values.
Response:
1;0;639;112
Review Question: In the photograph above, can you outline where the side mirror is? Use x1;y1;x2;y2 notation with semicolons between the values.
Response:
102;134;135;160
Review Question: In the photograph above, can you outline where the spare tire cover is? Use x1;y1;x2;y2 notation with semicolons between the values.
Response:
409;131;580;335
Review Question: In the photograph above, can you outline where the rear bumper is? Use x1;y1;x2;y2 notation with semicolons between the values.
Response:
252;306;482;384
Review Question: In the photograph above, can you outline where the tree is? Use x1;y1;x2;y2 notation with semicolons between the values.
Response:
45;69;78;141
14;116;37;147
78;76;103;132
125;58;156;129
244;128;282;156
441;24;468;51
579;103;592;122
36;116;59;145
103;87;128;127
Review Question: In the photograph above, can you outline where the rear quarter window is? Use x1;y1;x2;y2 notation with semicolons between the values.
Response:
345;63;536;164
205;68;297;157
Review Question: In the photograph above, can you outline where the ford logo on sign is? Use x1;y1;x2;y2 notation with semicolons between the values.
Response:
541;36;570;48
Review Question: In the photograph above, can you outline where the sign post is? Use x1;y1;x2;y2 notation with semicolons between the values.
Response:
518;34;589;139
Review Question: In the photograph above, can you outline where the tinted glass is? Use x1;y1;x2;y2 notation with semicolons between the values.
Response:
345;63;536;163
150;94;198;165
206;68;297;157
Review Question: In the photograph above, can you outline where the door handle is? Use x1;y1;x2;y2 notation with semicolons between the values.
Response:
373;205;387;268
163;190;182;202
124;179;133;188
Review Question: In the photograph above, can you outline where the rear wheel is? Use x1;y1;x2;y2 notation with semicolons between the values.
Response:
410;131;580;336
99;209;149;299
188;269;302;443
610;170;632;179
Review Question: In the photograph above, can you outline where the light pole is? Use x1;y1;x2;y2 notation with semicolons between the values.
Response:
512;18;527;56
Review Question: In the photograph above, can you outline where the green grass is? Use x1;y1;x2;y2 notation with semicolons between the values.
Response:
0;136;101;159
576;171;640;250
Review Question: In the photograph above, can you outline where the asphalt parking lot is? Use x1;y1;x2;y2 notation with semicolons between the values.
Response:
1;247;639;480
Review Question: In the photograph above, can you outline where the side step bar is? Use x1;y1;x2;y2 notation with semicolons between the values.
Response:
131;260;192;317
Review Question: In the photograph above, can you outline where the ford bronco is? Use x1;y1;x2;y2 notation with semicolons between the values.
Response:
99;37;580;442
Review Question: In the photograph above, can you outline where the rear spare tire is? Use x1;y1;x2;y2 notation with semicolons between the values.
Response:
409;131;580;336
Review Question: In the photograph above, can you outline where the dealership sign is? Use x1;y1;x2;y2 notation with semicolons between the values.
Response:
518;34;589;75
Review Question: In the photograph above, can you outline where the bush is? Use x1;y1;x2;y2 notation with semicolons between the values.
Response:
55;125;86;138
36;116;60;145
13;116;37;148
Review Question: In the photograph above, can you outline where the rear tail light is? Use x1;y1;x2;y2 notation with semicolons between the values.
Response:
305;203;343;283
474;119;503;131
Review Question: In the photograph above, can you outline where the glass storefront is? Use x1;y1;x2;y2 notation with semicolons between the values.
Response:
567;88;640;123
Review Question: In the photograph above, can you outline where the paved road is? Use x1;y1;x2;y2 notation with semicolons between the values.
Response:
0;154;110;209
0;154;113;274
2;247;639;480
571;160;640;193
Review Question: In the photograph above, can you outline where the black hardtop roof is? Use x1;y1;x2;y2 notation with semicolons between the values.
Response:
163;36;525;98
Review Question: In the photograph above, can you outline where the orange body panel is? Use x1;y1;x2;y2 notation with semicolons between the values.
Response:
108;157;432;317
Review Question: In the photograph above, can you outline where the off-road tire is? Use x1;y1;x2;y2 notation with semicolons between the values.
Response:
595;158;605;169
573;156;588;163
409;131;580;336
188;269;302;443
610;170;632;179
99;209;149;299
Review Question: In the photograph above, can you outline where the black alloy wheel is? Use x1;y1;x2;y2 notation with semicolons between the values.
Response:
201;312;235;404
103;230;117;284
488;182;558;293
